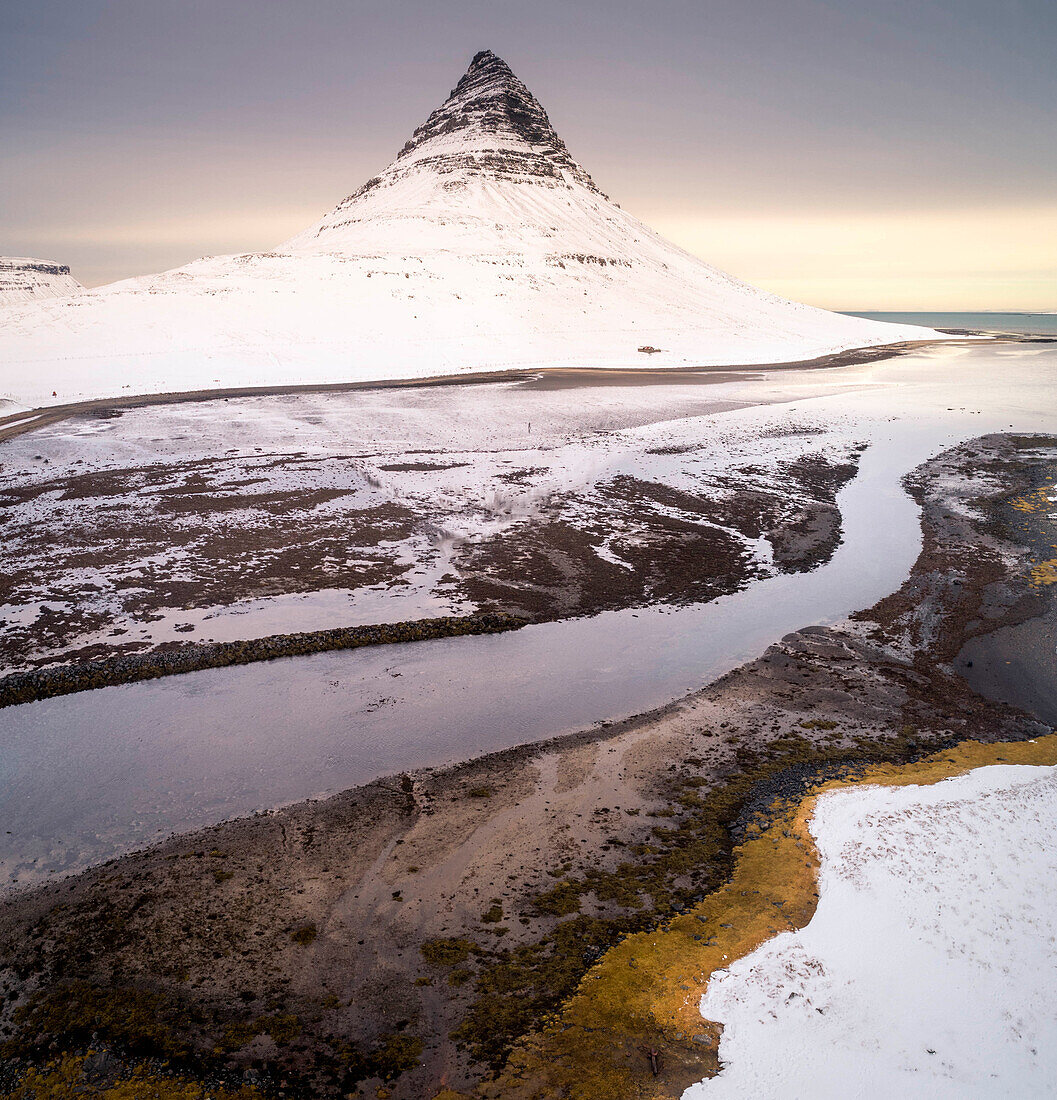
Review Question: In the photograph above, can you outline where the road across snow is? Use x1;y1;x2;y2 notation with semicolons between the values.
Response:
686;763;1057;1099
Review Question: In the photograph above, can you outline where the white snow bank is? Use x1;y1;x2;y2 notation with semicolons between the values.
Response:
686;763;1057;1099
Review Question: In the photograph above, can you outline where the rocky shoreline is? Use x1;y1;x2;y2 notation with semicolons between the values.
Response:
0;433;1054;1099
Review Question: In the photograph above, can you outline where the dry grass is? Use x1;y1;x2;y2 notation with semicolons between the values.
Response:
476;732;1057;1100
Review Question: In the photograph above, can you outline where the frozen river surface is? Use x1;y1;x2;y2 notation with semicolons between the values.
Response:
1;339;1055;887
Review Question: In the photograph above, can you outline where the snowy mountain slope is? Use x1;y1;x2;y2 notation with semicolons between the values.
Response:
0;257;83;309
0;51;941;407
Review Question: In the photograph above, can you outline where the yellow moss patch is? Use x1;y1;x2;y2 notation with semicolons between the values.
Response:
1030;558;1057;587
7;1052;264;1099
1010;488;1054;513
479;733;1057;1100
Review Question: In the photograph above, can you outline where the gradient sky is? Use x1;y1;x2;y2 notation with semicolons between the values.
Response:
3;0;1055;308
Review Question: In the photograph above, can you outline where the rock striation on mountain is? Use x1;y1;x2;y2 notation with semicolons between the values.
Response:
0;257;83;308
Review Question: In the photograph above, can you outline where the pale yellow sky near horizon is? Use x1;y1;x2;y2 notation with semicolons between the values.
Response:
21;201;1055;312
653;204;1057;312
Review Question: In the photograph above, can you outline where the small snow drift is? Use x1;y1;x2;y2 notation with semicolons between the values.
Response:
1;51;939;406
688;764;1057;1099
0;257;83;308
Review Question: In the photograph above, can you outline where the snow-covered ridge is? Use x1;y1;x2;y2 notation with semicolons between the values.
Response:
0;53;943;407
0;257;83;308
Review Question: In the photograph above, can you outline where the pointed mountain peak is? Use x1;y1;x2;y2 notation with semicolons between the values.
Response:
445;50;521;104
466;49;514;76
386;50;600;192
285;50;604;246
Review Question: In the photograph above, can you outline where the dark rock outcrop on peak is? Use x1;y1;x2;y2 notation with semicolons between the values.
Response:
397;50;599;188
336;49;601;210
0;258;73;278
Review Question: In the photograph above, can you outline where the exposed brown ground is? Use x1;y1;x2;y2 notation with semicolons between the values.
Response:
0;452;420;668
455;450;859;619
1;433;1053;1099
0;432;860;670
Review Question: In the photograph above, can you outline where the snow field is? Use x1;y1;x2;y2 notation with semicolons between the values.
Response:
687;763;1057;1099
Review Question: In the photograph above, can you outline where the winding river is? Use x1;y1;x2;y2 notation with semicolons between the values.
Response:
1;338;1055;887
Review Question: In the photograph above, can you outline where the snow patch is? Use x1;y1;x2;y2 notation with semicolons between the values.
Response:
687;764;1057;1098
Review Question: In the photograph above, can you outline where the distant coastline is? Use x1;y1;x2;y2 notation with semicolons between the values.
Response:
844;310;1057;337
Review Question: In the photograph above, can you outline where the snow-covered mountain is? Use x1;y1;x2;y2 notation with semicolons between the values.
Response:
0;51;940;406
0;258;83;309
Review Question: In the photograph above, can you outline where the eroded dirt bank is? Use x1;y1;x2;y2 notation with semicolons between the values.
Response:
0;612;526;710
0;433;1054;1100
